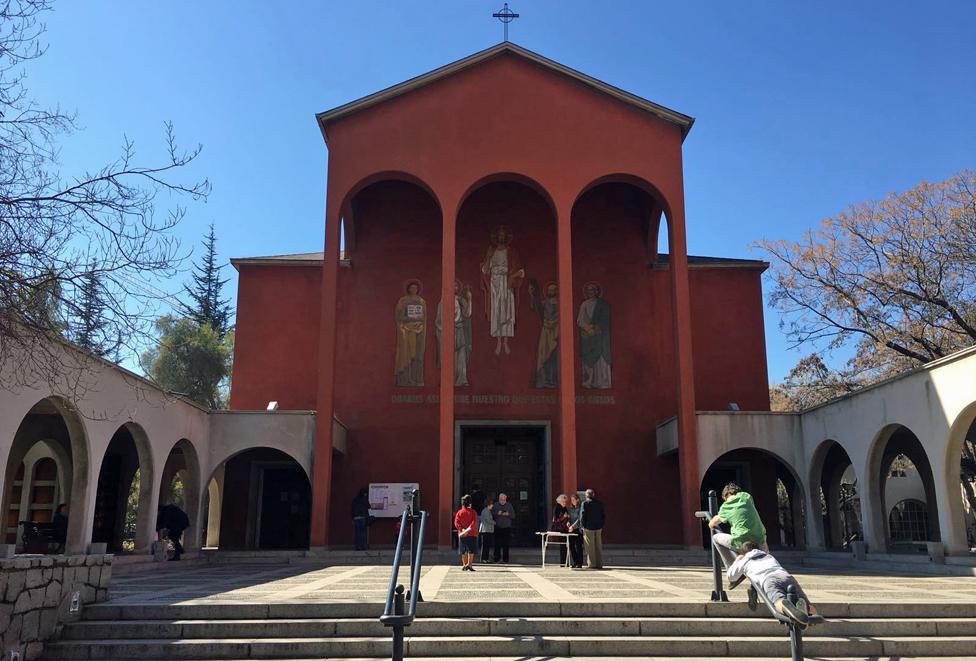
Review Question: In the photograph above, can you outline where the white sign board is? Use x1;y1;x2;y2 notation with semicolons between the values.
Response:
368;482;419;518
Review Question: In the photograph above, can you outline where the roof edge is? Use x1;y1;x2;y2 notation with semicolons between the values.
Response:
315;42;694;143
231;251;766;271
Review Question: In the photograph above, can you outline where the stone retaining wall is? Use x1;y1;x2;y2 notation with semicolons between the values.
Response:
1;554;112;660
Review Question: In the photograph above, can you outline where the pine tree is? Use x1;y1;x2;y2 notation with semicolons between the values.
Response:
75;264;102;352
73;262;119;359
183;223;232;336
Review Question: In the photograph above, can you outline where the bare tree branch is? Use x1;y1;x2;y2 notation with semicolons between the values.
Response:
0;1;209;400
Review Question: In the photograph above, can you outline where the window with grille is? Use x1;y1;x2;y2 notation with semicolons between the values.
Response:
889;498;928;542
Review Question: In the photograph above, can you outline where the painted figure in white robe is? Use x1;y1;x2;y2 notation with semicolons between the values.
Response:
436;279;473;386
577;281;611;389
480;225;524;356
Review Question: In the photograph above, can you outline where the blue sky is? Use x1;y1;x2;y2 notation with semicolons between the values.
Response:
24;1;976;382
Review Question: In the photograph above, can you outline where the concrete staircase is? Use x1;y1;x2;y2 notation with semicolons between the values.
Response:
42;600;976;659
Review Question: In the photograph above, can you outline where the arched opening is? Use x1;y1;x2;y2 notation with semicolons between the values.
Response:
944;403;976;554
91;423;153;554
700;448;806;550
206;447;310;550
455;176;557;387
328;173;443;545
203;468;224;548
569;178;680;542
810;440;861;549
446;176;557;546
160;439;202;551
867;424;940;553
2;397;87;554
960;418;976;552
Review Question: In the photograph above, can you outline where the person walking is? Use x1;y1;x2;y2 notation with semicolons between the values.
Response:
478;495;495;563
492;493;516;563
551;494;571;566
156;502;190;561
351;488;371;551
567;493;584;568
580;488;605;569
455;494;479;571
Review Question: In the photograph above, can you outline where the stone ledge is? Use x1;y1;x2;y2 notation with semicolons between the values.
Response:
1;554;112;660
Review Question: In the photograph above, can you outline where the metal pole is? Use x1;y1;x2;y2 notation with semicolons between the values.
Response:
787;584;803;661
407;489;423;602
392;585;405;661
708;490;728;602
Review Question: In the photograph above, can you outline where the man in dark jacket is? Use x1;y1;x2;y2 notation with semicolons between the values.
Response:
156;503;190;561
580;488;605;569
351;488;371;550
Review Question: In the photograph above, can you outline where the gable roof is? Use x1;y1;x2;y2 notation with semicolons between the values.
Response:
315;42;695;143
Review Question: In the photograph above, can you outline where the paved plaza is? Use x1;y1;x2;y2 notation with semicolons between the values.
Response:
109;560;976;605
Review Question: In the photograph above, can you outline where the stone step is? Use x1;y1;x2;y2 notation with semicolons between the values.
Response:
53;657;976;661
80;600;976;620
58;658;976;661
59;616;976;640
40;635;976;659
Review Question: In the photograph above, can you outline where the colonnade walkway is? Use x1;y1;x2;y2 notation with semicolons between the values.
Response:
40;558;976;660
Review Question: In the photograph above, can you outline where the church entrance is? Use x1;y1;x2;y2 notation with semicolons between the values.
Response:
457;422;549;547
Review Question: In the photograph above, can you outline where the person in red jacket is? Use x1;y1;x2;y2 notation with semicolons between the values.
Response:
454;494;479;571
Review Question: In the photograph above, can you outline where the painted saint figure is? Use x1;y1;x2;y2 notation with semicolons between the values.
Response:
480;225;524;356
529;279;559;388
436;279;474;386
394;280;427;387
577;281;611;389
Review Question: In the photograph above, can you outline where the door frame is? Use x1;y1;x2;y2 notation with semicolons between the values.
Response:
453;420;552;525
250;460;302;549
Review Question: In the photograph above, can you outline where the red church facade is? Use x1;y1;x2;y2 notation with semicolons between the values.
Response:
229;44;771;549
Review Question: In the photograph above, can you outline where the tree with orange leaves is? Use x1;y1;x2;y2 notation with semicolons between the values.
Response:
759;170;976;402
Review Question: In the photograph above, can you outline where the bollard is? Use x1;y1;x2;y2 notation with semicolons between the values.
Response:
392;585;406;661
707;490;728;602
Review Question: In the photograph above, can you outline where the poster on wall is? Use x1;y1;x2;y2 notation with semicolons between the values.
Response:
368;482;420;518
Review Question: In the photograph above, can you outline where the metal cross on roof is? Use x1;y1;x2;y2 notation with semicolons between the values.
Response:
492;3;519;42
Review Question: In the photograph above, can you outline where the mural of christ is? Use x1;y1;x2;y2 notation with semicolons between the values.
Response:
480;225;524;355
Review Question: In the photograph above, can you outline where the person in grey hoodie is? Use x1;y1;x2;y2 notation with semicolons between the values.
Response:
727;541;819;627
492;493;516;563
478;496;495;563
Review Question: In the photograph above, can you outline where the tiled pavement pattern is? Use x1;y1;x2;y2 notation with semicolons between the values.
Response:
109;561;976;605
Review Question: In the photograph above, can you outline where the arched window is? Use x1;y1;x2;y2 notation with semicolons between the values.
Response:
889;499;929;543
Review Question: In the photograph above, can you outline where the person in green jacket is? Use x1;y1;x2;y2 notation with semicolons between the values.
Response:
708;482;767;569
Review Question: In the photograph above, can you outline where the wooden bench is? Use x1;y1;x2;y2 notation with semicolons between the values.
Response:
20;521;65;554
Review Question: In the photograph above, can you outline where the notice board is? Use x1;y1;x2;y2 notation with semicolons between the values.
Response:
368;482;419;518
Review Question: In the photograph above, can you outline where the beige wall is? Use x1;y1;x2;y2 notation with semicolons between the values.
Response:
0;341;321;556
694;346;976;555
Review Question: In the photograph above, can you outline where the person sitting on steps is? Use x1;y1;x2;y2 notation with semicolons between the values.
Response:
727;541;821;628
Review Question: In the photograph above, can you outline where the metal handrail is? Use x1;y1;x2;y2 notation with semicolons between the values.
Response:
380;489;428;661
696;489;807;661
